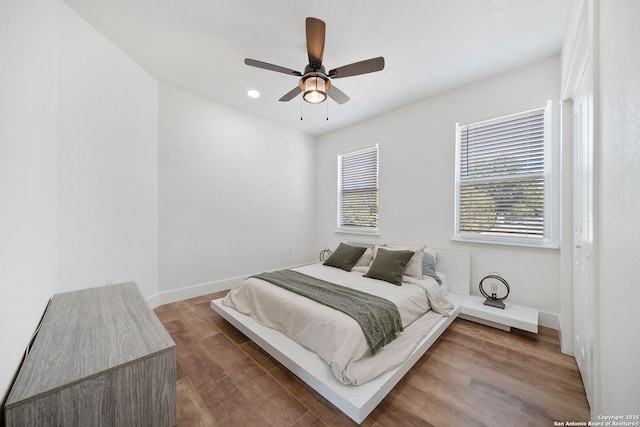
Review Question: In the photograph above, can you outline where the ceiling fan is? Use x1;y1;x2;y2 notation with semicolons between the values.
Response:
244;17;385;105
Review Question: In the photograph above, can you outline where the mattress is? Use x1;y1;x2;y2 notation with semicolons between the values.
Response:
222;263;451;385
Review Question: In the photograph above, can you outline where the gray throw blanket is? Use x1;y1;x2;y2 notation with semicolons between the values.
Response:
251;269;403;354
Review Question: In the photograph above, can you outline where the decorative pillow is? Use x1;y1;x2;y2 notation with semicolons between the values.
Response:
322;243;366;272
422;252;442;285
372;244;425;278
348;241;381;268
364;248;415;285
354;247;374;267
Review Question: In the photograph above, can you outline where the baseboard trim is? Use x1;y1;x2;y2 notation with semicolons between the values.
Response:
146;293;160;309
155;276;244;306
539;310;560;330
151;262;315;307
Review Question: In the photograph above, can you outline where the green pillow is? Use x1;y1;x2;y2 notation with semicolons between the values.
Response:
364;248;415;285
323;243;367;272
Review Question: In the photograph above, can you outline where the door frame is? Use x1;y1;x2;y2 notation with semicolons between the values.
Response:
560;0;600;415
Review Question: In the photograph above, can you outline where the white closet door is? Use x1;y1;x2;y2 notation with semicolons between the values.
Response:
572;61;594;406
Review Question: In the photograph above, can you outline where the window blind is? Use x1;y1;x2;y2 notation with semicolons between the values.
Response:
456;105;548;241
338;145;378;231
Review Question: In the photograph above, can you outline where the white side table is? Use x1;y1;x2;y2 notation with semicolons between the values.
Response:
459;295;538;333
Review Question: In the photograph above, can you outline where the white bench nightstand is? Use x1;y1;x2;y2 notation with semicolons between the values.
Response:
459;295;539;333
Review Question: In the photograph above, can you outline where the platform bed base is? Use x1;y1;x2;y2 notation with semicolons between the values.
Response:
210;294;464;424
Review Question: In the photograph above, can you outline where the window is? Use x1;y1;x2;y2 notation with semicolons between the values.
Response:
454;102;553;246
338;145;379;233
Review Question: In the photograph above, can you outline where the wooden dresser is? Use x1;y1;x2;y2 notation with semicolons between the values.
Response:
4;282;177;426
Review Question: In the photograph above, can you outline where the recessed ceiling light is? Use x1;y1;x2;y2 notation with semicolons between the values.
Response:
247;89;260;98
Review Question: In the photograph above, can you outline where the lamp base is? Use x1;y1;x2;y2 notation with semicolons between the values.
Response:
483;298;506;309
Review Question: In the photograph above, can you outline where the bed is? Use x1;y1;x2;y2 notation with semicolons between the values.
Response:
211;246;470;424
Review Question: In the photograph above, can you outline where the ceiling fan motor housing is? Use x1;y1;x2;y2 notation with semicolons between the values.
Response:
298;69;331;91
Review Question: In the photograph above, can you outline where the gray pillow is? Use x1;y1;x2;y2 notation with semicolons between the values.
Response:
323;243;367;272
364;248;415;286
422;252;442;285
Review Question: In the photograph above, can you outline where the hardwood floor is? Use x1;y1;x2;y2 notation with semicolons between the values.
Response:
154;291;590;426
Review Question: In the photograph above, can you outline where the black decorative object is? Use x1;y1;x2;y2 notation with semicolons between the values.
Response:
319;247;333;262
479;274;510;309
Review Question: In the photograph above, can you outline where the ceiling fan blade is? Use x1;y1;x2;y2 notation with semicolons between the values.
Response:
327;85;350;105
279;86;302;102
245;58;301;76
328;57;385;79
306;17;326;66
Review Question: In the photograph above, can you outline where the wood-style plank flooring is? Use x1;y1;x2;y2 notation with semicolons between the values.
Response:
154;291;590;426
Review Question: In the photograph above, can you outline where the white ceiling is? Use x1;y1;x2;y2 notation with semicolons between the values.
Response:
62;0;570;136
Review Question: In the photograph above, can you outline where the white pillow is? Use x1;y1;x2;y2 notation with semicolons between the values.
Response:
354;247;374;267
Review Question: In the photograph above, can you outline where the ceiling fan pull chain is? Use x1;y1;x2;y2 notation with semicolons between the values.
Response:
326;98;329;121
300;97;303;121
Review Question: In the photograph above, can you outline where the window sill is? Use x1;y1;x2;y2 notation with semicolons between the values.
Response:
450;235;559;250
336;227;381;236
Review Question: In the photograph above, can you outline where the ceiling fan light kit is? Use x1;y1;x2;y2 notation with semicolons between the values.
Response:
302;75;329;103
244;17;384;105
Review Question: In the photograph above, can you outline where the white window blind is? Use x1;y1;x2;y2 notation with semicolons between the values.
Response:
338;145;379;232
455;103;551;244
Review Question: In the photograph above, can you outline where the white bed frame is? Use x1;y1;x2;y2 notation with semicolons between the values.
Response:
210;250;470;424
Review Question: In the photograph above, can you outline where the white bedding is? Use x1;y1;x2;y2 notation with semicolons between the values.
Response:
222;263;452;385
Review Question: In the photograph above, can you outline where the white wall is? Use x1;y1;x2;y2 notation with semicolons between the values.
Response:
316;56;562;325
158;84;316;302
1;0;315;401
56;2;159;299
0;0;58;404
1;0;160;402
597;0;640;414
